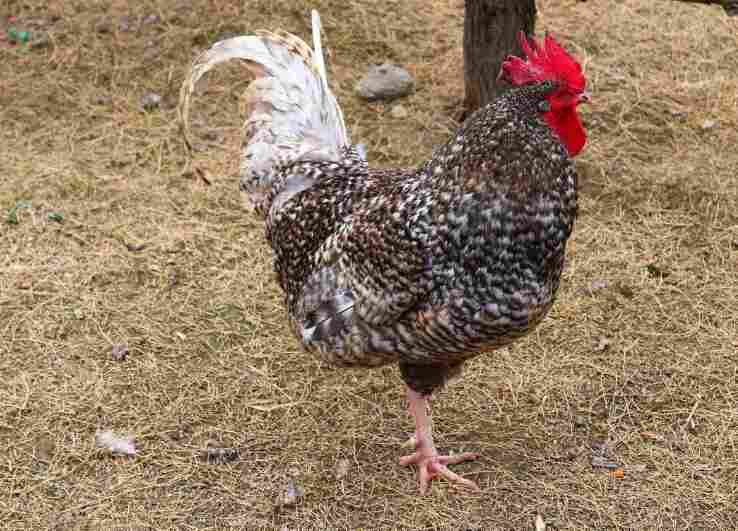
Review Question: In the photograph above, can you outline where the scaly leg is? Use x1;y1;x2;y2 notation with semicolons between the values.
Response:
399;387;480;495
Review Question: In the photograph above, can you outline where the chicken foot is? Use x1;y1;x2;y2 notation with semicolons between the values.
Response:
399;388;480;495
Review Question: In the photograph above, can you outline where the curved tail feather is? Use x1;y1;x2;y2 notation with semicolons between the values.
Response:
179;10;349;214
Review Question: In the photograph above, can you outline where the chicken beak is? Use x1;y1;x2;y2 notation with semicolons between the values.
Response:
577;90;592;105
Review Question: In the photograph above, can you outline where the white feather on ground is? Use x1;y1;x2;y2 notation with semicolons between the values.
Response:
95;429;136;456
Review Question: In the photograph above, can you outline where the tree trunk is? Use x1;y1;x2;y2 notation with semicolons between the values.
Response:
463;0;537;113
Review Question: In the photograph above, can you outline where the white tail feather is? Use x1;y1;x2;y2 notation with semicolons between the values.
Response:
311;10;328;92
179;11;348;213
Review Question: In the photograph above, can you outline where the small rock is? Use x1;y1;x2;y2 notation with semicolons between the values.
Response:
201;447;240;464
701;119;717;130
355;63;415;101
389;104;409;119
111;344;129;361
30;32;50;49
125;242;146;252
49;352;65;369
278;479;304;507
594;336;611;352
140;93;162;111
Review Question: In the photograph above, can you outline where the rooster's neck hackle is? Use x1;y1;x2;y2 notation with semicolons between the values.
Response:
424;81;573;200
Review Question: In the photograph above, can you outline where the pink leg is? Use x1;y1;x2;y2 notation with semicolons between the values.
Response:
399;387;480;495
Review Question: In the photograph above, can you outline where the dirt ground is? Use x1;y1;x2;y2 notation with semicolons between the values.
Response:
1;0;737;529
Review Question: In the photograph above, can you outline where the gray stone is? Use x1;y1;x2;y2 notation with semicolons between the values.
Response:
140;92;162;111
30;32;51;49
355;63;415;101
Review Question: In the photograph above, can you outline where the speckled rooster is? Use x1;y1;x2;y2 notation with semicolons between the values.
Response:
180;11;589;494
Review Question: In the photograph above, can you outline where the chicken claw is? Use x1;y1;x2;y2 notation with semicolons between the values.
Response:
400;446;479;495
402;388;480;494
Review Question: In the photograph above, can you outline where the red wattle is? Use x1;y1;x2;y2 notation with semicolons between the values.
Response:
543;107;586;156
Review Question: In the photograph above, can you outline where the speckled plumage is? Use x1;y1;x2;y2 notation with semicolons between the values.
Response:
265;81;577;395
180;16;579;397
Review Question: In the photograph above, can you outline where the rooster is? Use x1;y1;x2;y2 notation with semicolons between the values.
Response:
180;11;589;494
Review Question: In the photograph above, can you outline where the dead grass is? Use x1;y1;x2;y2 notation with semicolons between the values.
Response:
1;0;737;529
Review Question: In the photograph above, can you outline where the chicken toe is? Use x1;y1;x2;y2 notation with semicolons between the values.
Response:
401;388;480;494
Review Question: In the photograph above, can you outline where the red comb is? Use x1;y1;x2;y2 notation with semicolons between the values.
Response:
501;32;585;92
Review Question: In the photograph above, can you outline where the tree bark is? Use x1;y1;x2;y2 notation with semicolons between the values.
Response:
463;0;537;113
